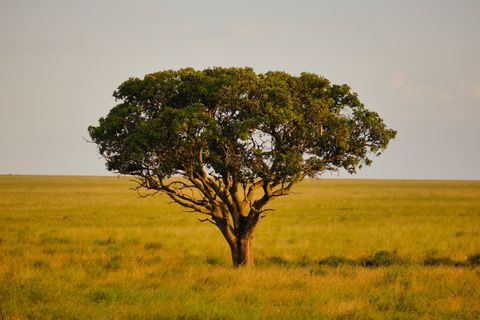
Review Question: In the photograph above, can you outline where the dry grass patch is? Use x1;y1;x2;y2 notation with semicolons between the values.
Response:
0;176;479;319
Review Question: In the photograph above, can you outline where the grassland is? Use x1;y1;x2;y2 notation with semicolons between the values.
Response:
1;175;479;319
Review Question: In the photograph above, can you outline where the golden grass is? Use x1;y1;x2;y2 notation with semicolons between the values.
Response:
0;175;479;319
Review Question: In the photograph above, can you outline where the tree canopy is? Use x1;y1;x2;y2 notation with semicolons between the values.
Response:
89;67;396;267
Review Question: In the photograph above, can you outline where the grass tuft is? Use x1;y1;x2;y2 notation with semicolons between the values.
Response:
89;289;113;303
105;255;122;271
32;259;50;269
94;237;115;246
205;254;222;266
144;241;163;250
265;256;289;266
39;234;70;244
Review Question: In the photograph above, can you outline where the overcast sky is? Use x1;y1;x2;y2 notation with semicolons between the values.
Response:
1;0;479;179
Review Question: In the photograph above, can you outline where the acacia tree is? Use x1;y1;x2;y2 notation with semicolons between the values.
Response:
89;67;396;267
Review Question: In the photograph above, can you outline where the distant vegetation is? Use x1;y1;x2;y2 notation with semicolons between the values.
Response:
1;176;479;319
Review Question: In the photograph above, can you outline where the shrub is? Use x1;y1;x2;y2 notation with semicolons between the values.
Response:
358;250;407;268
467;253;480;266
144;242;163;250
318;255;355;267
423;255;456;267
295;255;312;267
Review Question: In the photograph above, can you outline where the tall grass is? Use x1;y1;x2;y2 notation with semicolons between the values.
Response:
0;176;479;319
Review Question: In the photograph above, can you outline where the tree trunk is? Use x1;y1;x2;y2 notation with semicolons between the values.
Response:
230;236;254;268
216;212;260;268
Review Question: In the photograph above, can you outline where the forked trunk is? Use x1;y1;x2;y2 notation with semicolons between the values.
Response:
216;211;260;268
230;236;254;268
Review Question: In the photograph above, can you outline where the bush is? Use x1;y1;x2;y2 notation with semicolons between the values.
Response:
295;255;312;267
318;255;354;267
467;253;480;266
423;255;456;266
358;250;407;268
144;242;163;250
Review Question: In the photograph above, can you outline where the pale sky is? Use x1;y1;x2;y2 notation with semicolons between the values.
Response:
1;0;479;179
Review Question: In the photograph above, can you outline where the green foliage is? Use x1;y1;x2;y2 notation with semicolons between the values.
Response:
89;67;396;182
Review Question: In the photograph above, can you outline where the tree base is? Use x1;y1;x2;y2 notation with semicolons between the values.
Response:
231;236;254;267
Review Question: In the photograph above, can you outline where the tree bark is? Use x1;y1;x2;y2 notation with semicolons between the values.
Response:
230;236;254;268
215;209;260;267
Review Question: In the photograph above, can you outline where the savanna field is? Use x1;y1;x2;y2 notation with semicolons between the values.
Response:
1;176;479;319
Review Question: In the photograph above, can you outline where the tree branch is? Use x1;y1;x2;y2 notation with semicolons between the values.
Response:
198;218;217;226
163;191;212;215
243;179;263;204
